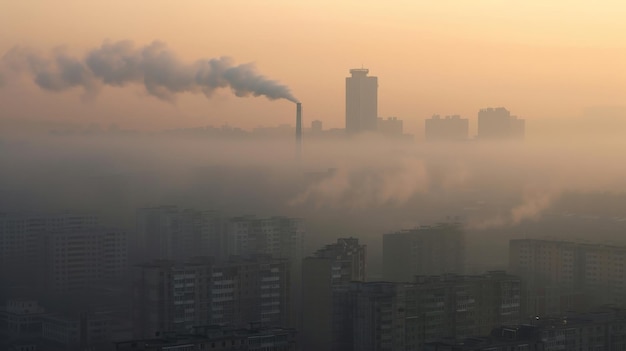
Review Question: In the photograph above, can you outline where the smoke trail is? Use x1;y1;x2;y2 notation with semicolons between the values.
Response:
0;40;298;103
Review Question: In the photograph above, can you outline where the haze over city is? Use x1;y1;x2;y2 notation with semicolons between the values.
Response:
1;1;626;351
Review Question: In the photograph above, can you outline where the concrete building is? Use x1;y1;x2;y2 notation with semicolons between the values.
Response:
133;256;291;339
226;216;304;264
477;107;525;140
45;227;128;293
0;299;46;341
0;213;127;294
347;272;521;351
136;206;226;262
510;239;626;317
425;115;469;141
311;120;323;134
116;325;297;351
377;117;403;136
383;223;465;282
346;68;378;134
301;238;366;351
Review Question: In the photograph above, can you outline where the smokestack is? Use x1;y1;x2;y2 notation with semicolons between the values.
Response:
296;102;302;160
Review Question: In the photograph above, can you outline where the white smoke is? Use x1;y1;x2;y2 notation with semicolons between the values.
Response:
0;40;298;103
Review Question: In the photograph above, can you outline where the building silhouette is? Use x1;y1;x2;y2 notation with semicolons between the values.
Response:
383;223;465;282
349;272;521;351
133;256;291;338
377;117;403;137
345;68;378;134
425;115;469;141
510;239;626;317
301;238;366;351
477;107;525;140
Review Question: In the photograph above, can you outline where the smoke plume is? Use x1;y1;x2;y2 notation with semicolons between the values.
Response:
0;40;298;103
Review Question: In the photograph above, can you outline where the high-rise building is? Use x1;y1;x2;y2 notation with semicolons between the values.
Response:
301;238;367;351
345;68;378;134
133;256;291;338
477;107;525;140
349;272;521;351
0;213;127;293
225;216;304;264
510;239;626;317
136;206;225;262
377;117;404;136
311;120;323;134
425;115;469;141
383;223;465;282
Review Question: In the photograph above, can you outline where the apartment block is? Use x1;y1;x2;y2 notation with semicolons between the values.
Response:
383;223;465;282
133;256;291;339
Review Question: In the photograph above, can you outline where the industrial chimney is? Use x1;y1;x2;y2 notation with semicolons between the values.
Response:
296;102;302;160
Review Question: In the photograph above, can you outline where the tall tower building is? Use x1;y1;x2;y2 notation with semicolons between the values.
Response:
346;68;378;134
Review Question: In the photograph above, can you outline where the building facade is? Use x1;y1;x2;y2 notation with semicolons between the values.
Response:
301;238;367;351
133;256;291;339
383;223;465;282
425;115;469;141
346;68;378;134
477;107;525;140
510;239;626;317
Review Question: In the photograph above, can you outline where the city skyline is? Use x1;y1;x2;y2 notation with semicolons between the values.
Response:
1;1;625;136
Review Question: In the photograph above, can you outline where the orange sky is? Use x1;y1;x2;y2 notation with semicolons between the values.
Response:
1;0;625;135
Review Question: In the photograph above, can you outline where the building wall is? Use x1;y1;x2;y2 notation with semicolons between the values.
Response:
383;223;465;282
346;69;378;134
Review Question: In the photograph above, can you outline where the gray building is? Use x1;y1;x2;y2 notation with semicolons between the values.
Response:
477;107;525;140
383;223;465;282
425;115;469;141
346;68;378;134
510;239;626;317
301;238;366;351
133;256;291;339
349;272;521;351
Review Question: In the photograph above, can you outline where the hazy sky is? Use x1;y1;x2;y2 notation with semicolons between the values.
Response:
1;1;625;133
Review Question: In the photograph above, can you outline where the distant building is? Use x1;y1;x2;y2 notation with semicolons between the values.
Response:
383;223;465;282
301;238;367;351
377;117;403;136
510;239;626;317
0;213;127;293
346;69;378;134
225;216;304;264
425;115;469;141
311;120;323;133
45;227;127;293
115;325;297;351
350;271;521;351
136;206;226;262
477;107;525;140
133;256;291;339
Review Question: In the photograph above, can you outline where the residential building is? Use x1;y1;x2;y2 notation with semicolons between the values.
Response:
377;117;403;136
477;107;525;140
425;115;469;141
510;239;626;317
348;272;521;351
136;206;225;262
301;238;366;351
0;213;127;294
115;325;297;351
133;256;291;339
383;223;465;282
346;68;378;134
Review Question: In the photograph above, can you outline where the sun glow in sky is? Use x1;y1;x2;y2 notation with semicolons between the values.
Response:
1;0;625;134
